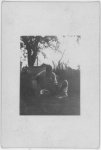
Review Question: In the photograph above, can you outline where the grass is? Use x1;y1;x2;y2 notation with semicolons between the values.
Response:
20;94;80;115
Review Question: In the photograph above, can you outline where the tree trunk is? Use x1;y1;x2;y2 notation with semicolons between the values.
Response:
28;49;31;67
26;38;39;67
26;45;32;67
30;40;39;66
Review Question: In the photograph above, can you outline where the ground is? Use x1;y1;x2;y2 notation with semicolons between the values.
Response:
20;94;80;115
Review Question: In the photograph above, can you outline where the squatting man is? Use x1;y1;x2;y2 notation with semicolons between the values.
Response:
32;65;68;99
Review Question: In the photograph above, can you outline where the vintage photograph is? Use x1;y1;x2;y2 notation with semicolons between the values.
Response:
2;1;99;148
20;35;80;115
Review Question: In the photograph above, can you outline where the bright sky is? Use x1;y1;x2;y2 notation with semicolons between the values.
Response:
37;35;81;69
20;35;81;69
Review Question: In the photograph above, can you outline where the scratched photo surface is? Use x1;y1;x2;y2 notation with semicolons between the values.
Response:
20;35;80;115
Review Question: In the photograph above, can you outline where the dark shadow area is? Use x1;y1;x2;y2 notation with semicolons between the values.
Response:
20;64;80;115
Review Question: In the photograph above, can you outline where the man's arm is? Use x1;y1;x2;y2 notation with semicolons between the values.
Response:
35;70;45;80
52;72;58;85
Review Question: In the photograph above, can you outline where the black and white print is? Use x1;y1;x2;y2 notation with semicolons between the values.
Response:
20;35;80;115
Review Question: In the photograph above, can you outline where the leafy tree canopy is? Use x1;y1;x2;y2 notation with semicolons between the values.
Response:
20;36;60;67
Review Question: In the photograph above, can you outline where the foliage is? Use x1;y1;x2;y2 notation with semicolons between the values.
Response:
20;36;60;67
